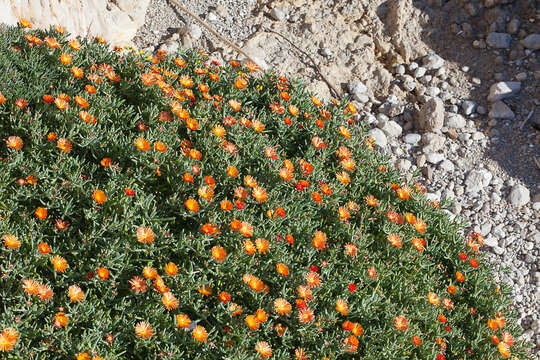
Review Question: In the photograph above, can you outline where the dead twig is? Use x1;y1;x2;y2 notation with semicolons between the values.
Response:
519;107;536;130
168;0;260;67
262;26;342;100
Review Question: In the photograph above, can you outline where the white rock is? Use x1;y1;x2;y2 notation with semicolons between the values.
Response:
446;113;466;128
426;153;445;165
395;159;412;172
488;82;521;102
520;34;540;50
403;133;421;145
489;101;515;120
368;128;387;147
508;185;530;207
416;97;445;131
439;159;455;172
380;121;403;138
461;100;477;115
347;81;368;102
270;6;288;21
422;54;445;70
464;170;492;193
0;0;150;46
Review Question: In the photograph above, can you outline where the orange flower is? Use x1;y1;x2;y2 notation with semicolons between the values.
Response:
38;283;53;301
335;299;349;315
235;76;248;89
68;285;85;302
38;242;51;254
164;262;178;275
394;315;409;330
71;67;84;79
396;186;411;200
136;226;155;244
192;326;208;342
244;314;260;330
184;198;200;212
311;96;322;107
0;92;6;104
367;266;377;279
255;341;272;358
256;238;270;254
93;190;106;204
497;342;510;358
298;308;315;323
135;322;154;339
256;308;268;323
447;285;456;294
22;279;39;295
239;221;253;237
428;292;440;306
340;157;356;171
311;136;326;149
242;239;256;255
60;53;72;65
339;126;351;139
176;314;191;328
252;119;265;133
100;158;112;167
288;104;299;116
162;292;179;310
412;238;426;252
229;99;241;112
3;234;20;249
14;98;28;109
129;276;148;293
312;231;327;250
54;312;69;328
251;186;268;203
219;291;231;303
57;138;72;152
276;263;289;277
142;266;158;279
387;233;402;248
412;335;422;346
274;298;292;316
414;218;427;233
97;267;109;280
404;213;416;224
134;137;150;151
35;207;47;220
6;136;23;150
338;206;351;221
456;271;465;282
211;246;227;261
336;171;350;185
306;271;321;288
226;165;239;178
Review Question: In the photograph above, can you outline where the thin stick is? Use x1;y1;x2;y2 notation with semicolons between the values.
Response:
168;0;261;66
519;108;535;130
262;27;342;99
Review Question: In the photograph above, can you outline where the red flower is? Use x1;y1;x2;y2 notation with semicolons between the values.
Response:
124;188;135;196
436;354;445;360
348;283;357;292
310;265;319;272
459;252;468;260
469;258;478;268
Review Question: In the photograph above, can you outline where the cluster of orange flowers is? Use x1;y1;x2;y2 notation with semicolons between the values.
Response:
0;20;524;359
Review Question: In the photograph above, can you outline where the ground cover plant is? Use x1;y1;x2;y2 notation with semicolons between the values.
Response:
0;21;533;360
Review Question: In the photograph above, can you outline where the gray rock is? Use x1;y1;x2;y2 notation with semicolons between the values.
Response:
507;18;520;34
409;62;418;72
158;40;179;54
426;152;445;165
422;54;445;70
368;128;387;147
416;154;426;167
395;64;406;75
520;34;540;51
446;113;466;128
461;100;476;115
416;97;445;131
425;87;441;97
270;6;288;21
421;132;446;152
414;67;427;78
489;101;515;120
487;82;521;102
380;121;403;138
464;169;493;193
403;133;421;145
402;75;416;91
185;24;202;40
508;185;530;207
439;159;455;172
484;236;498;248
395;158;412;172
477;106;487;115
347;81;368;102
486;32;512;49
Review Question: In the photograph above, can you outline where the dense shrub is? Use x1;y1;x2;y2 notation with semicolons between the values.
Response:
0;22;532;359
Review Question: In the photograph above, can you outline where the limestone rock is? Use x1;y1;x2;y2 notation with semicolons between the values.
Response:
0;0;150;46
416;97;445;131
488;82;521;102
